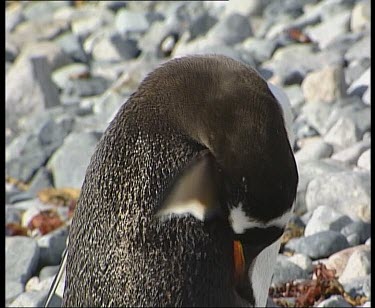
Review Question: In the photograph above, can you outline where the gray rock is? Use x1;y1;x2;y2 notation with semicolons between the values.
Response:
346;233;361;246
295;138;333;163
324;117;360;148
54;32;89;63
301;66;347;104
6;3;25;33
115;9;150;35
347;67;370;97
305;170;370;222
39;265;60;281
47;131;101;188
52;63;90;89
284;85;305;113
301;102;334;136
261;44;344;85
22;1;67;21
339;250;371;284
6;205;22;225
62;76;111;98
324;97;370;138
362;87;370;105
92;34;140;62
37;227;68;267
224;0;270;17
294;159;349;215
6;280;24;306
9;289;50;307
316;295;351;307
345;58;371;86
206;13;253;45
241;37;277;64
305;10;351;49
357;149;370;170
6;236;40;283
271;255;310;286
285;230;349;259
6;38;19;62
6;135;49;182
189;12;218;40
288;253;313;273
304;205;352;237
27;168;54;197
345;35;370;62
263;0;314;20
331;138;370;165
293;116;319;142
30;56;61;109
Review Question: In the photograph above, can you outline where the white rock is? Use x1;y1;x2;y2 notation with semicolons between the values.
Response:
295;137;333;163
302;66;347;103
347;68;370;96
324;117;360;148
357;149;370;171
339;249;371;284
350;0;371;32
288;253;313;273
304;205;352;237
331;138;371;165
305;11;351;49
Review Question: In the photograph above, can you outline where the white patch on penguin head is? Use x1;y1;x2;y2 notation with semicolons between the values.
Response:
267;82;295;148
228;202;292;234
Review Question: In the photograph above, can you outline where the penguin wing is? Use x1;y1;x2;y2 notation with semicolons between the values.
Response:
156;150;223;222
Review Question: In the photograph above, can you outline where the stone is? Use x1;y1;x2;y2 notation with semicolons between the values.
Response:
6;205;22;225
241;37;277;64
339;249;371;284
345;58;371;86
27;168;54;197
285;230;349;259
9;289;50;307
271;255;309;286
325;245;370;277
324;117;360;148
6;3;25;33
37;227;68;267
294;137;333;163
288;253;313;273
52;63;90;89
350;0;371;32
54;32;89;63
301;66;347;103
305;11;351;49
6;236;40;283
206;13;253;45
22;1;67;22
345;35;370;62
357;149;370;170
224;0;269;17
347;68;370;97
92;34;140;62
342;275;371;298
331;138;370;165
47;132;101;188
261;43;344;85
301;102;334;136
39;265;60;281
324;97;370;139
283;85;305;113
362;87;370;105
305;170;370;222
62;76;111;98
316;295;351;307
6;280;24;306
189;12;218;40
304;205;352;237
115;9;150;35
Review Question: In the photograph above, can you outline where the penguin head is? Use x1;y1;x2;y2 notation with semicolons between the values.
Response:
150;55;298;306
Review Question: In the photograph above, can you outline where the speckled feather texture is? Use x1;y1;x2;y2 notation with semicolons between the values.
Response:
62;55;297;307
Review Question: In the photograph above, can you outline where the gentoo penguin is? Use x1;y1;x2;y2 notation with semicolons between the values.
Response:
57;55;298;307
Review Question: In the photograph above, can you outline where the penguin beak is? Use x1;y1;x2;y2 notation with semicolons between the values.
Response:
233;240;245;284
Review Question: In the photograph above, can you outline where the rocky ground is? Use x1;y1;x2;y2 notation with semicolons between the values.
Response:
5;1;371;307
